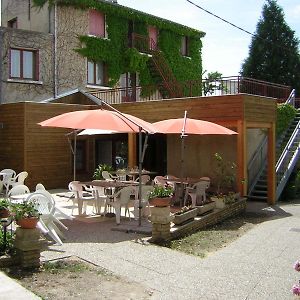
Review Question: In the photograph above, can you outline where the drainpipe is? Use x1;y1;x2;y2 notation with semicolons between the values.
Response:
0;29;3;104
53;3;58;98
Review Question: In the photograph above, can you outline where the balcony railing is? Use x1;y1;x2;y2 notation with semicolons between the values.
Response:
89;76;291;105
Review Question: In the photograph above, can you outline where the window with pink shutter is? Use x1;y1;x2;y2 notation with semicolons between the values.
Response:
89;10;106;38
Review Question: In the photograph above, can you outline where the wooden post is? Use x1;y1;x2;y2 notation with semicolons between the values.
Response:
128;133;137;168
267;123;276;204
237;120;247;196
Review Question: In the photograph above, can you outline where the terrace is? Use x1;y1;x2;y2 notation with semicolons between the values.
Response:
89;76;291;105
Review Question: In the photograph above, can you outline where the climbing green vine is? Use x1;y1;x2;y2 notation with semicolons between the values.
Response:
34;0;204;91
276;103;297;136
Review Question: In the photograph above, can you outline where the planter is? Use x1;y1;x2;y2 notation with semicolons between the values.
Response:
16;217;39;229
173;208;197;225
0;208;9;218
195;201;216;215
149;197;171;207
211;196;226;209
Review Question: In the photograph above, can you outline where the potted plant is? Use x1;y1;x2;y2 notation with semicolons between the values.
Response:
172;206;198;225
211;152;238;208
10;201;40;229
148;184;174;207
0;198;10;218
93;164;113;180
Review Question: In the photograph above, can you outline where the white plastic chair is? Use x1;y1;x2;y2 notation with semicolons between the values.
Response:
134;185;154;220
92;184;108;215
8;171;28;190
8;184;30;198
105;186;135;224
26;191;64;246
135;175;151;184
184;180;210;207
35;183;46;191
68;181;96;215
0;169;16;193
154;176;167;186
116;169;127;181
102;171;118;181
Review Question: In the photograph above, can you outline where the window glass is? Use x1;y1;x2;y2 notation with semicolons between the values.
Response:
11;49;21;78
96;62;104;85
87;61;94;84
89;10;105;37
23;51;34;79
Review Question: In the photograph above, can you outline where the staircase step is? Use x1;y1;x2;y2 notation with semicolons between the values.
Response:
248;195;268;201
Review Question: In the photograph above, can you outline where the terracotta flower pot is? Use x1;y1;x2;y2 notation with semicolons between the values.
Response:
16;217;39;229
0;208;9;218
149;197;171;207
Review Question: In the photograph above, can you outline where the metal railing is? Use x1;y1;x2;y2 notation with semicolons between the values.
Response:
89;76;291;105
275;120;300;200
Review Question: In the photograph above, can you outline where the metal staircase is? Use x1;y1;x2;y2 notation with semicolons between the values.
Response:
248;89;299;201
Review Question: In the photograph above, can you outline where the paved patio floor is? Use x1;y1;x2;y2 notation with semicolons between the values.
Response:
39;191;300;299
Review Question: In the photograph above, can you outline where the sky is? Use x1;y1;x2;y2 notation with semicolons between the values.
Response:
0;0;299;76
118;0;300;76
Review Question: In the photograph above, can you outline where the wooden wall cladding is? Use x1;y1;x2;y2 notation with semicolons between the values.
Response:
0;103;26;173
114;94;276;125
24;102;96;189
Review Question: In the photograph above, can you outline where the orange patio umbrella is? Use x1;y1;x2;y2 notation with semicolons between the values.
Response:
153;111;237;205
39;103;157;226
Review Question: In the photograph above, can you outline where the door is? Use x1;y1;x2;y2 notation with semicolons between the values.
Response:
148;26;158;50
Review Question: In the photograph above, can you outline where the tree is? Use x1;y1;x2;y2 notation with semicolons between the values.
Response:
241;0;300;93
202;71;228;96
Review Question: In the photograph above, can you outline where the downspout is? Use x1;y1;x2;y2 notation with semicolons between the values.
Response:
0;29;3;104
53;3;58;98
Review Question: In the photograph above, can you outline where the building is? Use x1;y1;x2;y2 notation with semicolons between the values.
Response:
0;0;293;204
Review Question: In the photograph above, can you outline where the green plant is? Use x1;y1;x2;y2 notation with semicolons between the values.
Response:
276;103;297;137
10;202;40;221
213;153;237;196
148;185;173;199
93;164;113;180
0;229;14;255
0;198;10;210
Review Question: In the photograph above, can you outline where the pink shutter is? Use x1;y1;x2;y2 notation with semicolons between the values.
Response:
89;10;105;37
148;26;158;50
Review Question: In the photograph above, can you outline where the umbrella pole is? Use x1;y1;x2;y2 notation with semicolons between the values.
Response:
180;111;188;206
138;127;142;226
74;131;77;181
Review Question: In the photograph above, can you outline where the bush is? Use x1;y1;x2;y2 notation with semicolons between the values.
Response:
93;164;113;180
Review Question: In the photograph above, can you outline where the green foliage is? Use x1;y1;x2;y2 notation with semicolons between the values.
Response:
276;103;297;136
213;153;237;194
93;164;113;180
241;0;300;91
10;202;40;221
34;0;203;92
148;185;173;199
0;229;14;255
0;198;10;210
202;71;226;96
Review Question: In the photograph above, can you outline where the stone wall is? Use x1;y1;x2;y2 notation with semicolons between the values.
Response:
0;27;54;103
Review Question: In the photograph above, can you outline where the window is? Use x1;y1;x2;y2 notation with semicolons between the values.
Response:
181;36;190;56
89;10;106;38
8;18;17;28
87;61;106;86
10;48;38;80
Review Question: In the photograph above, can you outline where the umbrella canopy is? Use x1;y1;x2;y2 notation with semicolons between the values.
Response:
153;118;237;135
78;129;118;136
38;107;155;226
39;109;156;134
153;114;237;206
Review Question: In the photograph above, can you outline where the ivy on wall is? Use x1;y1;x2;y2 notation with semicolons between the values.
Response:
276;103;297;136
34;0;204;90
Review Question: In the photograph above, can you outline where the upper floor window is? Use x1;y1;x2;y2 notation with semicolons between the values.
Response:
89;10;106;38
181;36;190;56
87;61;106;86
8;18;17;28
10;48;38;80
